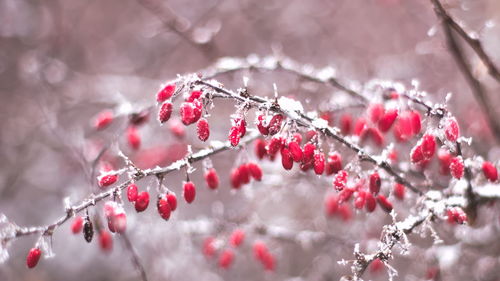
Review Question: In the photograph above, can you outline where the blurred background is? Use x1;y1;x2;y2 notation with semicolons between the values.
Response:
1;0;500;280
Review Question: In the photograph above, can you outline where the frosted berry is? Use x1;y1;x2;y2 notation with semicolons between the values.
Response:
482;161;498;182
157;195;172;221
257;115;269;135
127;184;138;202
204;168;219;190
94;110;113;130
444;117;460;142
158;102;173;123
410;145;424;163
354;191;366;209
111;211;127;233
99;230;113;253
126;126;141;150
421;134;436;159
229;229;245;247
135;191;150;212
229;126;241;147
410;110;422;135
281;147;293;170
369;172;381;194
268;114;284;135
302;143;316;165
393;183;405;200
378;108;398;132
267;137;283;156
333;170;348;191
196;118;210;141
71;216;83;234
338;187;354;204
288;141;303;162
183;181;196;203
26;248;42;268
98;174;118;188
180;102;196;125
186;90;202;102
192;99;203;122
449;156;464;179
447;207;467;224
156;84;175;102
219;249;234;269
292;132;303;144
167;193;178;211
376;194;393;213
254;139;267;159
326;152;342;175
247;162;263;181
313;152;325;175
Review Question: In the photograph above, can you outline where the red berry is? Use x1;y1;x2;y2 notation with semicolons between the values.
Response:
324;194;338;217
94;110;113;130
421;134;436;159
158;102;173;123
365;192;377;212
238;164;250;184
99;230;113;253
313;152;325;175
340;114;352;135
127;184;138;202
354;191;366;209
292;133;303;144
229;229;245;247
111;211;127;233
196;118;210;142
361;127;384;147
268;114;284;135
354;118;367;136
376;194;393;213
247;162;263;181
218;249;234;269
186;90;202;102
410;110;421;135
333;170;348;191
192;99;203;123
230;168;242;189
98;174;118;188
482;161;498;182
183;181;196;203
203;237;216;258
126;126;141;150
26;248;42;268
254;139;267;159
135;191;150;212
378;108;398;133
281;147;293;170
305;130;317;142
267;137;284;156
253;241;268;261
169;119;185;138
229;126;241;147
444;117;460;142
450;156;464;179
393;112;413;142
157;195;172;221
326;152;342;175
338;187;354;204
438;149;452;175
204;168;219;190
410;145;424;163
167;193;177;211
393;183;405;200
156;84;175;102
368;103;384;123
447;207;467;224
302;143;316;165
370;258;384;273
71;216;83;234
338;204;352;221
369;172;381;194
288;141;303;162
256;115;269;135
180;102;196;125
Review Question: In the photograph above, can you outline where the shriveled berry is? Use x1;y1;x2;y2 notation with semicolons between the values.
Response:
482;161;498;182
183;181;196;204
326;152;342;175
204;168;219;190
158;102;173;123
254;139;267;159
313;152;325;175
83;216;94;243
378;108;398;132
218;249;234;269
281;147;293;170
135;191;150;212
127;184;138;202
229;229;245;247
369;172;381;194
376;194;393;213
444;117;460;142
156;84;175;102
167;193;177;211
130;110;150;126
157;195;172;220
268;114;284;135
71;216;83;234
247;162;263;181
95;110;113;130
26;248;42;268
196;118;210;141
127;126;141;150
393;183;405;200
333;170;348;191
98;230;113;253
450;156;464;179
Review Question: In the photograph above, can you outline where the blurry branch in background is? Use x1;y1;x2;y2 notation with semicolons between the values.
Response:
430;0;500;143
121;233;148;281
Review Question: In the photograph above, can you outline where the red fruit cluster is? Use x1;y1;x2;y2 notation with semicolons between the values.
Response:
447;207;467;224
410;134;436;166
256;114;284;136
231;163;262;189
103;201;127;233
126;184;150;212
253;241;275;271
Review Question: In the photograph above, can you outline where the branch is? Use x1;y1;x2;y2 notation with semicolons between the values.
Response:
121;233;148;281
